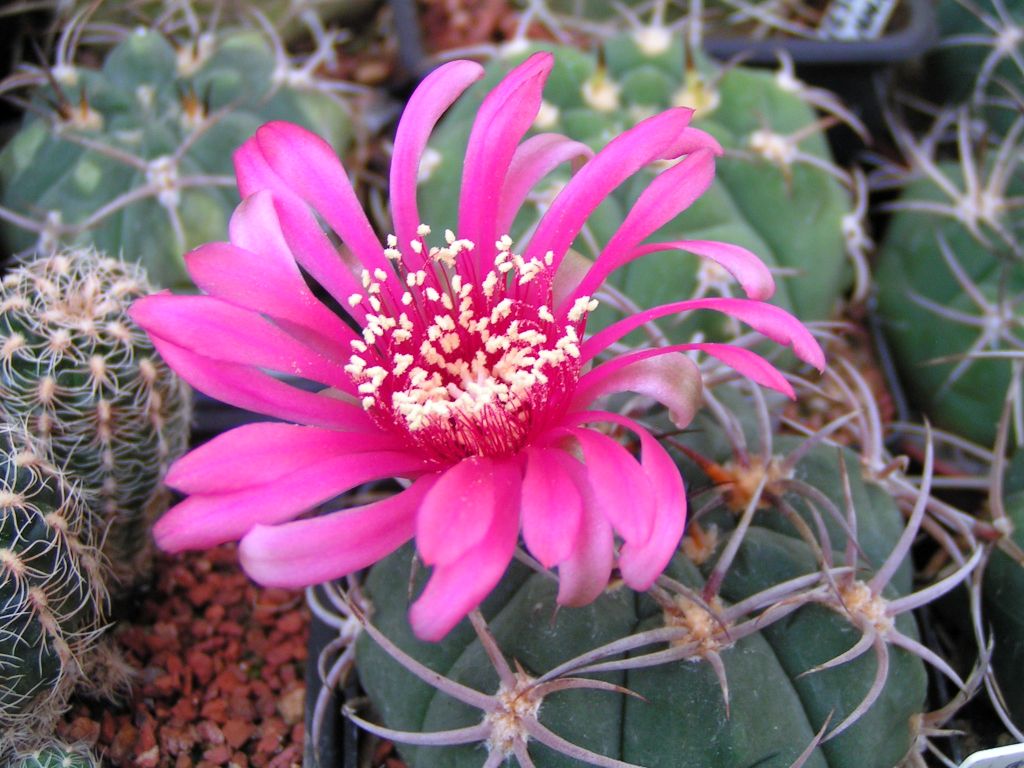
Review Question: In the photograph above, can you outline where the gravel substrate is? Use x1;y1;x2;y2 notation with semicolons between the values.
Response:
57;545;308;768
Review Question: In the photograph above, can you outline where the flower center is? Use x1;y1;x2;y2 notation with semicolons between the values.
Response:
344;228;597;461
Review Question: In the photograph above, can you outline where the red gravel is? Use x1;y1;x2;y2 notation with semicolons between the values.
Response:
58;544;308;768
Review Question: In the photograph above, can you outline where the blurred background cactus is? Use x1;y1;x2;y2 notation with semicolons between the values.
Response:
0;420;107;757
0;1;359;288
0;248;191;590
872;104;1022;448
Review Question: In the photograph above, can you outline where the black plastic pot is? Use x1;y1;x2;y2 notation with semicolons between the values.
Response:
702;0;937;64
304;609;361;768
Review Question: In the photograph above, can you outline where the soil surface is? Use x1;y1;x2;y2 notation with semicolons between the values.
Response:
57;545;308;768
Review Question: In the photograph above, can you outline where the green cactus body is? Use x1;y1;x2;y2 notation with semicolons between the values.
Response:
12;742;103;768
0;250;191;588
0;25;353;288
355;421;925;768
874;160;1024;447
0;423;106;751
931;0;1022;132
984;451;1024;725
417;35;854;336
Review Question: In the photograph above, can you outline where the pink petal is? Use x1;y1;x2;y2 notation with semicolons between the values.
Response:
496;133;593;237
581;297;826;372
166;423;407;494
683;343;796;398
219;190;363;332
132;294;353;391
552;248;595;310
409;459;522;641
271;194;369;317
556;460;615;607
565;149;717;306
147;336;373;431
523;111;720;280
632;240;776;300
571;411;686;590
521;447;583;568
458;52;553;267
154;449;435;551
234;121;388;275
185;241;354;354
416;456;523;567
238;475;438;587
569;428;655;545
572;351;702;428
391;60;485;258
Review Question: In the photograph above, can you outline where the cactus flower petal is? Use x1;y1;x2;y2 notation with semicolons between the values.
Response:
497;133;594;236
238;476;437;587
132;294;355;392
235;121;386;272
556;466;615;607
138;51;824;640
568;428;656;545
167;423;406;494
521;448;584;569
410;468;522;641
572;351;702;428
391;60;485;251
185;240;354;348
582;297;826;372
416;456;522;568
636;240;777;300
148;336;374;431
458;52;553;259
155;449;435;551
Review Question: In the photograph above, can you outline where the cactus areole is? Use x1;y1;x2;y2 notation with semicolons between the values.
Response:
132;53;825;642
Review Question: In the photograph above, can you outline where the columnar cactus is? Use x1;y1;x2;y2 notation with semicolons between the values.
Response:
0;9;355;288
0;248;191;588
417;33;863;332
0;421;106;755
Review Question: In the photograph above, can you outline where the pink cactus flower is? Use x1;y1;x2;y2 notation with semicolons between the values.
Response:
131;53;824;641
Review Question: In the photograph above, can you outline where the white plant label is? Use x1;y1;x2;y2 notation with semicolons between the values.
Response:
960;744;1024;768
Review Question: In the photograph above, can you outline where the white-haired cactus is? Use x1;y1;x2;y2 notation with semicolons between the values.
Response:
0;7;356;288
0;248;191;589
873;106;1023;447
416;33;865;338
11;742;103;768
0;421;107;756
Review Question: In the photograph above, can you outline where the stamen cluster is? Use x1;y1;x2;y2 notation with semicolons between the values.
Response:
344;227;597;461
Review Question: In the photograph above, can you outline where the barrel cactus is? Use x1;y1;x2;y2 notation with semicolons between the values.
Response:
0;248;191;589
873;106;1023;447
0;9;355;288
0;421;107;755
349;379;969;767
982;447;1024;729
416;32;862;336
931;0;1023;132
11;742;103;768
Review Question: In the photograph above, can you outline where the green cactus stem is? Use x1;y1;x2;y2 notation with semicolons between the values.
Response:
0;421;107;756
0;248;191;590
